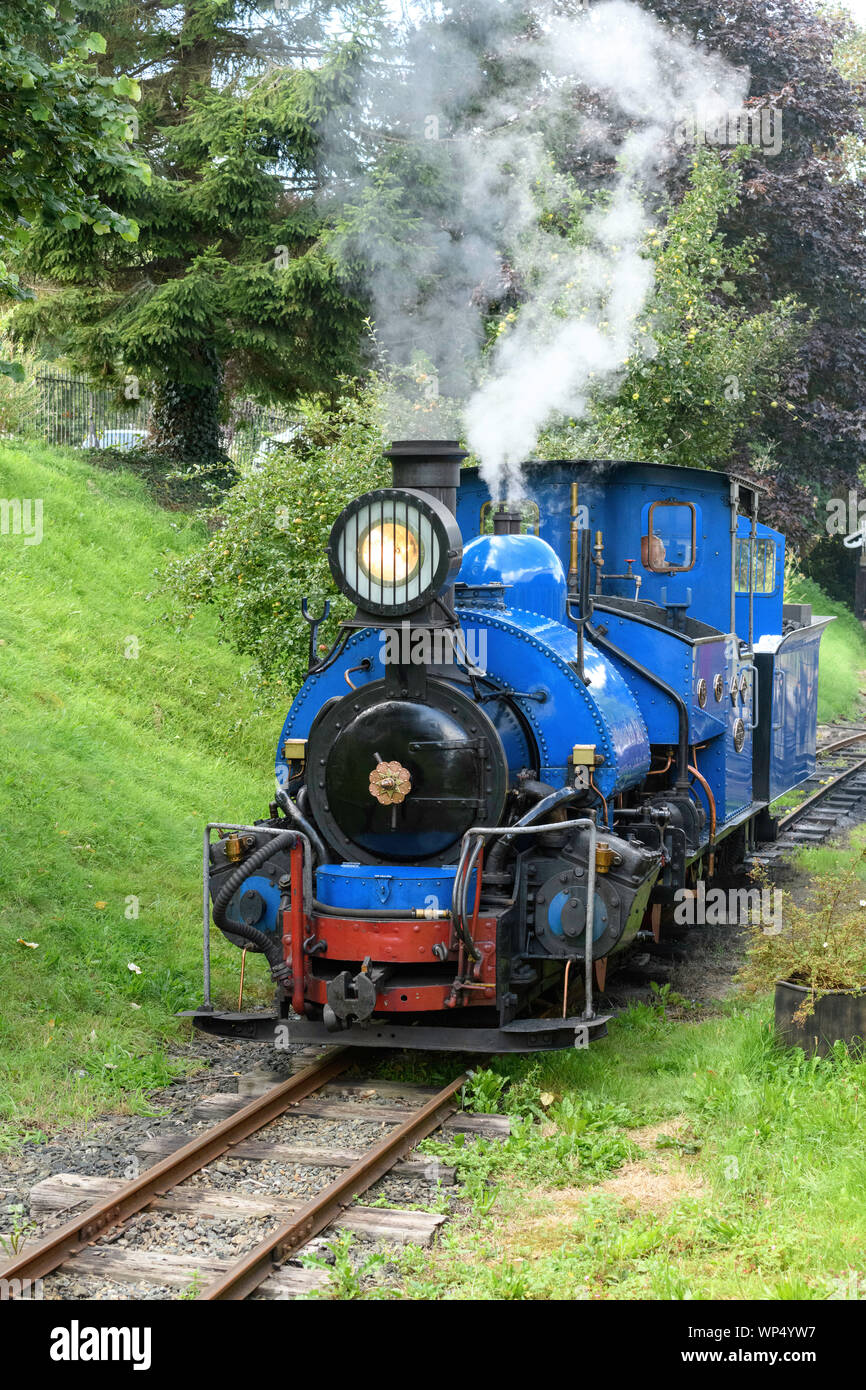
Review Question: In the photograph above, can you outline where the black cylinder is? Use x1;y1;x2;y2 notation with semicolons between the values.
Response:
385;439;467;517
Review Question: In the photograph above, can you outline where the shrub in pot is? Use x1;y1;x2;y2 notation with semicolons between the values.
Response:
737;851;866;1055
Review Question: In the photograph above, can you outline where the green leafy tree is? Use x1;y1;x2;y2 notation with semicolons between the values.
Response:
10;2;382;459
542;153;803;470
170;386;388;702
0;0;144;377
640;0;866;546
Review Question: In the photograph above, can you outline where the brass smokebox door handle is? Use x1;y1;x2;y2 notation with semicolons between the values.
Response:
369;760;412;805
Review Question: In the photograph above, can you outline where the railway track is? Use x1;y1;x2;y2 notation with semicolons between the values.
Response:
7;734;863;1300
755;727;866;864
0;1048;507;1301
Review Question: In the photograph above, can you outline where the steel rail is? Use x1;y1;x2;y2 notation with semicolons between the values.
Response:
777;754;866;833
816;729;866;758
199;1070;469;1300
0;1048;353;1293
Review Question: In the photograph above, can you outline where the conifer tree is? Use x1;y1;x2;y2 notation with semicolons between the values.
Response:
11;2;382;460
0;0;144;377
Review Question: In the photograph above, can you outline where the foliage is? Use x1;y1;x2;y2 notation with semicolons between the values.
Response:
540;152;802;470
8;2;381;459
420;1094;635;1192
301;1230;393;1300
0;0;144;377
461;1068;508;1114
394;1003;866;1301
0;338;42;432
0;0;144;274
0;440;277;1138
169;387;388;703
737;852;866;1017
639;0;866;537
180;1270;206;1301
0;1205;36;1256
82;447;238;511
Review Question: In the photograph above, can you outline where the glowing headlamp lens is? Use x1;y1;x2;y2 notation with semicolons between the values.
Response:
360;522;421;585
327;487;463;617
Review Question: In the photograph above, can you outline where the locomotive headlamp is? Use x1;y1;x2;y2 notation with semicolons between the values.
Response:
327;488;463;617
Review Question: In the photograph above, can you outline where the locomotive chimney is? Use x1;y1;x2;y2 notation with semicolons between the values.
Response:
493;506;522;535
384;439;467;517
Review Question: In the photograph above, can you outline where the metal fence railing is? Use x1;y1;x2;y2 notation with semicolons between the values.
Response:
0;367;298;471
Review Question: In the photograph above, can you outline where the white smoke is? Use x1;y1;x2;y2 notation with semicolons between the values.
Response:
325;1;747;497
464;4;746;495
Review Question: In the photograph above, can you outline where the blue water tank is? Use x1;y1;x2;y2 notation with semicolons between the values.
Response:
457;533;568;620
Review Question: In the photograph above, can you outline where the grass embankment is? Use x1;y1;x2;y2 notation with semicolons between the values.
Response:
0;441;275;1140
786;573;866;724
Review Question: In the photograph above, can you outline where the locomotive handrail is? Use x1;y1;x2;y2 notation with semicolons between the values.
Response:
742;662;760;732
455;815;598;1021
300;595;331;672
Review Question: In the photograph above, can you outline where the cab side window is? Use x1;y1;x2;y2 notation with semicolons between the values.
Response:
735;537;777;593
641;500;697;573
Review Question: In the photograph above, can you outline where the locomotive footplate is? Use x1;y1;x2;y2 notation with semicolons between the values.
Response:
181;1009;611;1053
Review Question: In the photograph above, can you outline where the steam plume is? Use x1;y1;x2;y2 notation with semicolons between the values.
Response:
326;1;746;497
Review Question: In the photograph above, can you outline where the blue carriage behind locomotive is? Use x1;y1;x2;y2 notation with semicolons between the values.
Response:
189;443;829;1052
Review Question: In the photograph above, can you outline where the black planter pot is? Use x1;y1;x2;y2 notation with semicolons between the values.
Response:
775;979;866;1056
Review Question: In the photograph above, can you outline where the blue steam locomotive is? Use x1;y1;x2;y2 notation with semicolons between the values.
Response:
190;441;829;1052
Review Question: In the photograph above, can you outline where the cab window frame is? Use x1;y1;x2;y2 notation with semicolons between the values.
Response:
642;498;698;574
735;535;777;595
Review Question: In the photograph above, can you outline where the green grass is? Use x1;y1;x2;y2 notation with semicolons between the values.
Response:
0;441;276;1139
786;574;866;724
375;1000;866;1301
794;822;866;879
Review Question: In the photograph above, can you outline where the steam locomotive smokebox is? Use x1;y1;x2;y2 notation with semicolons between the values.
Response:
316;863;477;914
385;439;468;516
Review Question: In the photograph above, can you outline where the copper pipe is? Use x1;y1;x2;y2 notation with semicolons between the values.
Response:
648;752;673;777
344;662;368;690
470;847;483;938
563;958;571;1018
449;929;466;1007
568;482;580;590
237;947;248;1011
589;774;609;827
453;847;485;1001
688;749;716;875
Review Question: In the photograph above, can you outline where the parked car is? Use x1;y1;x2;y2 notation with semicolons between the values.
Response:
80;427;150;451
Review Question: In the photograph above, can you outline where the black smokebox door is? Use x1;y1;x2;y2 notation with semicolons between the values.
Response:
306;678;507;865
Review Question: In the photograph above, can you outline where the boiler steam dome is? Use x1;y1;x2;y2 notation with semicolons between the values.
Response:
457;531;567;620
